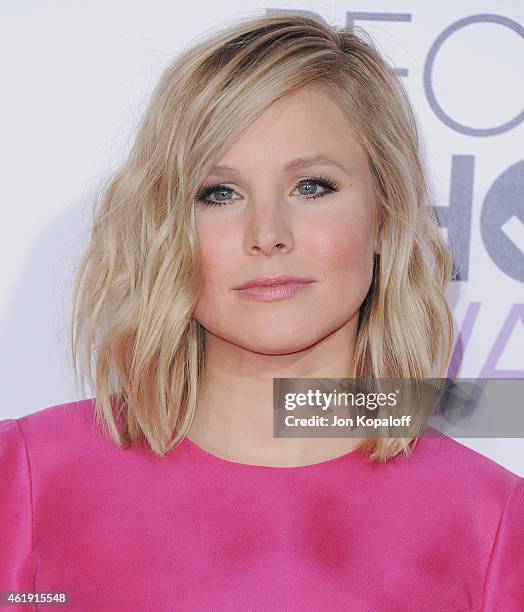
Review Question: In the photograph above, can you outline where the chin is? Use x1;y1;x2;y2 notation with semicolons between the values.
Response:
233;331;324;356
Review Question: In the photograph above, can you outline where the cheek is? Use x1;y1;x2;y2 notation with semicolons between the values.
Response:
193;219;241;325
305;214;375;322
196;222;235;284
307;209;375;275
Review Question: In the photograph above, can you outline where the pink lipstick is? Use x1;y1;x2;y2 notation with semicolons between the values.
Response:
233;275;315;303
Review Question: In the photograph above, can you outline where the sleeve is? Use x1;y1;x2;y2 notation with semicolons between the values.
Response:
481;477;524;610
0;419;35;593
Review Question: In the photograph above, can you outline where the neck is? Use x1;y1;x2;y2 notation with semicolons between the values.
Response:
187;316;363;467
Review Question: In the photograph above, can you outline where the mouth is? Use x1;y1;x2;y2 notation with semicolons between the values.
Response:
233;277;315;303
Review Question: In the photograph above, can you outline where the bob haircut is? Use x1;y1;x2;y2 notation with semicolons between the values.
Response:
71;11;455;463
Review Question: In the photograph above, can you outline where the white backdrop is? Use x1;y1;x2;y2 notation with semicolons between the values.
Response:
1;0;523;474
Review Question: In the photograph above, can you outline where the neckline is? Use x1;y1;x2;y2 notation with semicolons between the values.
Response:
182;436;363;470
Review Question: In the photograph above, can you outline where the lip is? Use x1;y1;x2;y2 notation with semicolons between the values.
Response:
234;275;315;290
233;275;315;303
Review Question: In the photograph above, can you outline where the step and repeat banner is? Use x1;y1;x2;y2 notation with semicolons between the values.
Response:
1;1;522;473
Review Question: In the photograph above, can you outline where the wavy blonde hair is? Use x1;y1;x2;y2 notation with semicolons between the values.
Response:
71;11;455;463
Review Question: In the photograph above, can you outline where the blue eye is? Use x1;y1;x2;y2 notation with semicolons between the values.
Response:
296;178;332;199
197;186;235;206
195;175;339;207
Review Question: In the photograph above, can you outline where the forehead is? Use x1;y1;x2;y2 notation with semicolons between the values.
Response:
210;85;367;173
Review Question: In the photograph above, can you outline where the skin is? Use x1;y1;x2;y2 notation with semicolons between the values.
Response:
188;85;380;467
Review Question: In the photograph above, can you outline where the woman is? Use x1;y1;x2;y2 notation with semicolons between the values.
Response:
1;12;522;611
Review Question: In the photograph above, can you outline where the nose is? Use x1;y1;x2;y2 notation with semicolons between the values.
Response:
244;199;294;256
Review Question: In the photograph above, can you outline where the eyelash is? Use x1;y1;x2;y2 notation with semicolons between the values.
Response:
194;174;339;207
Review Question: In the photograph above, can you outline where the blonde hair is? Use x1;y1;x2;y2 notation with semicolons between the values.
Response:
71;11;455;463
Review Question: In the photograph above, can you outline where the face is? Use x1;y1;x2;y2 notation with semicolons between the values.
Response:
193;85;379;355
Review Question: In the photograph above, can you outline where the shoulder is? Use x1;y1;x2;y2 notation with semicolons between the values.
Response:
14;397;96;428
1;398;115;464
408;426;522;511
10;397;97;438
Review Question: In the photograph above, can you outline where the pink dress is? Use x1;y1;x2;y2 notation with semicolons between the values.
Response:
1;398;523;611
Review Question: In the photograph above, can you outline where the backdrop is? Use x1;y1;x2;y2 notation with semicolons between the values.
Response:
1;0;523;474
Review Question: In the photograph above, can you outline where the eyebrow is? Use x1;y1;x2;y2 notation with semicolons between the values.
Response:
208;154;351;177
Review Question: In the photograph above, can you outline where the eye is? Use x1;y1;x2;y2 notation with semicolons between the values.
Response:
194;184;239;207
294;175;339;201
194;174;339;208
